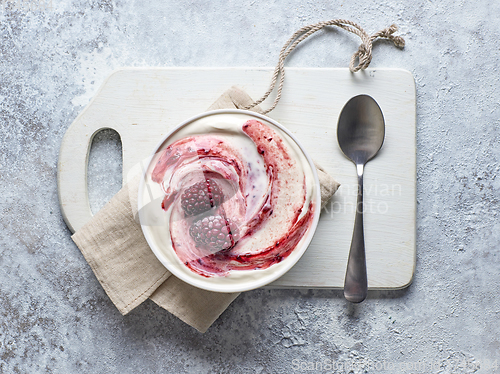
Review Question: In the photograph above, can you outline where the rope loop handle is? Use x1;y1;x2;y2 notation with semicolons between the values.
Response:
243;19;405;114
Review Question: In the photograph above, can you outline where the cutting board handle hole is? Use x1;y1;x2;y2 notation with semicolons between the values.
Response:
87;128;123;215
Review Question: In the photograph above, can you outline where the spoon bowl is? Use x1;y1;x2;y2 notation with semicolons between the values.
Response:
337;95;385;164
337;94;385;303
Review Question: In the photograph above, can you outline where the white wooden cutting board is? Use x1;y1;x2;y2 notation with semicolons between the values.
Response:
58;67;416;289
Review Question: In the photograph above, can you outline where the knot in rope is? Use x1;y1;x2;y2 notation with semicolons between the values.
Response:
350;24;405;72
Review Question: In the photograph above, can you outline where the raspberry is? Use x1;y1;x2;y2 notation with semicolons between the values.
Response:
189;215;240;252
180;178;224;216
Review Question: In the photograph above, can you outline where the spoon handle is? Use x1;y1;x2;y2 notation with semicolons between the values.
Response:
344;163;368;303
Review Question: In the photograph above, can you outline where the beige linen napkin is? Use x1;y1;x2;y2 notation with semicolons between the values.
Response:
72;87;340;333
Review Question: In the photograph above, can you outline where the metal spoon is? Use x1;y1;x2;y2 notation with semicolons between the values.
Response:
337;94;385;303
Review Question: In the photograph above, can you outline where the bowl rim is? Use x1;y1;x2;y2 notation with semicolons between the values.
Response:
138;109;321;293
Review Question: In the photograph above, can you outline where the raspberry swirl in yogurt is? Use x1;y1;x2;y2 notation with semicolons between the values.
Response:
145;114;316;278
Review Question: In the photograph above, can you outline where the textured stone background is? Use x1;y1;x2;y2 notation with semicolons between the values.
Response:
1;0;499;373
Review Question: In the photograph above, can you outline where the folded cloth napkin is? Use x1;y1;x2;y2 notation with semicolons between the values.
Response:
72;87;340;333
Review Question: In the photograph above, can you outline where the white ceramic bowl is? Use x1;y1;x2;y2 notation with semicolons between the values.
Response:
138;109;320;293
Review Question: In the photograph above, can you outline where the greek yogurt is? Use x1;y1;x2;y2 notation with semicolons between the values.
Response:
139;110;319;291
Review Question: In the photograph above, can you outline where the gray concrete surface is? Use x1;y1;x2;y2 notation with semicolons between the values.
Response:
1;0;499;373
